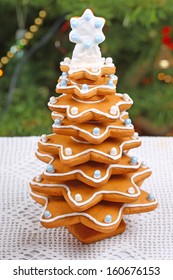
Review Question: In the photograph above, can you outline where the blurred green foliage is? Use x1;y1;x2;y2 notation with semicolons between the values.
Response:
0;0;173;136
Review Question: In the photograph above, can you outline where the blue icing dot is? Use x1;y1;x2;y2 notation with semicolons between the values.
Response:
130;156;138;165
70;19;78;28
83;41;91;49
124;118;132;126
107;80;114;87
147;193;155;201
54;118;61;126
62;72;67;77
60;79;67;87
95;35;103;44
82;84;88;91
93;127;100;135
94;170;101;178
70;31;79;43
104;214;112;223
44;210;51;218
46;164;54;173
84;12;92;21
95;20;102;28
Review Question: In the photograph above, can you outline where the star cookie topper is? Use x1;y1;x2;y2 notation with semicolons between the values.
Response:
69;9;106;67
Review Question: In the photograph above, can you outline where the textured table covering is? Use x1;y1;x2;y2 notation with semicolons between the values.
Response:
0;136;172;260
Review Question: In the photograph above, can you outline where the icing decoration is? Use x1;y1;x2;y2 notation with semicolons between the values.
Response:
105;57;113;65
72;95;105;104
65;147;72;156
95;20;103;29
56;81;116;96
52;120;134;144
60;79;67;87
64;57;71;63
41;134;48;143
44;210;52;218
38;134;141;163
75;193;83;202
147;193;155;201
84;11;92;21
141;161;147;168
130;156;138;165
69;9;105;67
110;105;117;115
128;187;135;194
62;72;68;77
94;170;101;179
35;175;42;182
124;118;132;126
36;151;144;186
132;132;139;140
46;164;54;173
31;191;157;228
54;118;62;126
107;80;114;87
110;147;118;156
123;93;129;101
81;84;88;93
31;168;152;209
91;67;99;72
83;41;91;49
49;96;57;104
70;106;78;115
95;35;104;44
104;214;112;223
92;127;100;136
70;19;78;29
49;93;133;121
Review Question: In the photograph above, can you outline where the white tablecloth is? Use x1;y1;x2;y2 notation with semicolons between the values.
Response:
0;136;172;260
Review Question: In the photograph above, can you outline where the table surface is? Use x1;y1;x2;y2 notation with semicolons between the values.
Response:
0;136;172;260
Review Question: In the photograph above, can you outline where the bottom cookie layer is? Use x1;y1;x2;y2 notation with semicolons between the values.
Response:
67;219;126;244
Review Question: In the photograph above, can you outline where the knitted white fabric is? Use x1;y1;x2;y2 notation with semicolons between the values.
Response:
0;136;172;260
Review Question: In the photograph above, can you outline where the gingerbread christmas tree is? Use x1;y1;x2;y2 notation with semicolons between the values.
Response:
30;9;157;243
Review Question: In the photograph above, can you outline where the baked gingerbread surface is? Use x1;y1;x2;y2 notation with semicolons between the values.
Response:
30;9;157;243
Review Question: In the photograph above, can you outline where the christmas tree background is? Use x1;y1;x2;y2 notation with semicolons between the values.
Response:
0;0;173;136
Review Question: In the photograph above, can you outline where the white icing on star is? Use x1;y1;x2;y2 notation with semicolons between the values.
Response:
69;9;105;68
31;168;151;208
30;191;157;227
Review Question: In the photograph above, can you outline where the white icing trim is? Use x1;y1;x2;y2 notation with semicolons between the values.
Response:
56;82;116;93
36;151;142;184
48;93;133;120
71;137;90;144
51;112;65;120
72;95;105;104
30;191;157;227
31;168;152;207
38;136;141;162
67;64;114;75
52;122;134;140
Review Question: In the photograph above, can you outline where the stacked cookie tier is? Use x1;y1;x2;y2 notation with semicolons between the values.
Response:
30;60;157;243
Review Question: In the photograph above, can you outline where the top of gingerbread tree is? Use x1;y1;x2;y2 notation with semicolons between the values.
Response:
69;9;105;68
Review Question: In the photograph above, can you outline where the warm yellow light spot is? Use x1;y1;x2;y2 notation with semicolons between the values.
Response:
34;18;43;25
158;72;165;80
24;32;33;39
1;57;9;64
30;25;38;32
159;59;170;69
0;69;3;77
39;10;46;18
7;51;14;58
19;38;28;46
164;75;172;83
